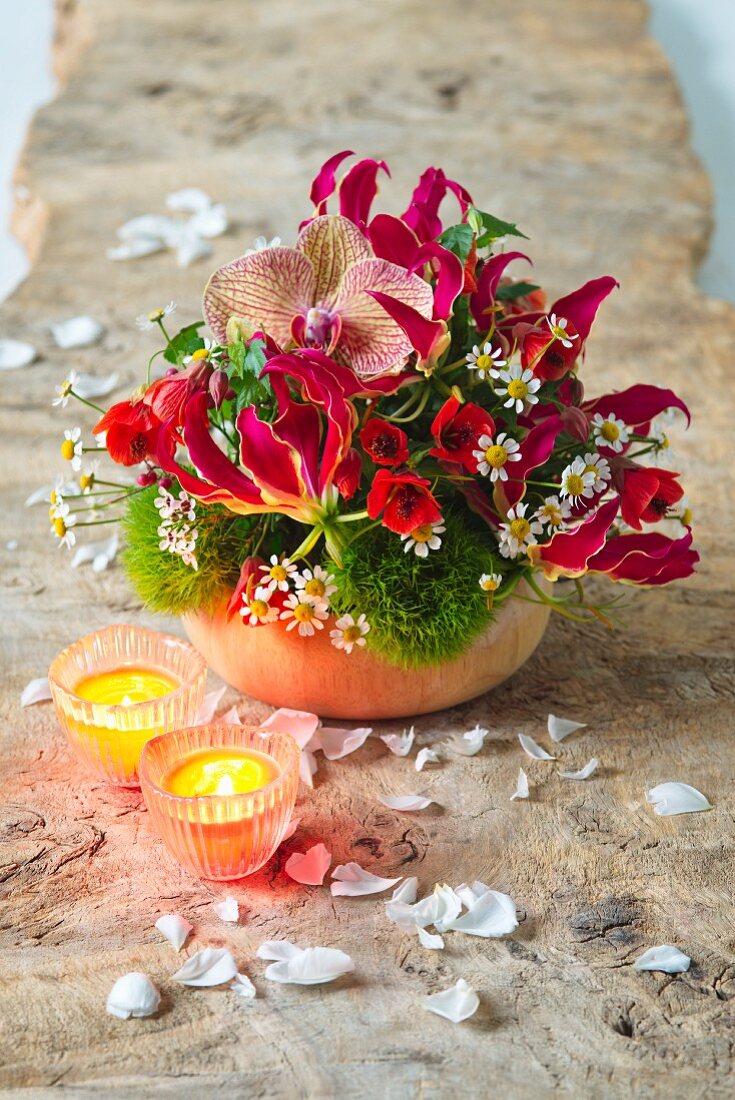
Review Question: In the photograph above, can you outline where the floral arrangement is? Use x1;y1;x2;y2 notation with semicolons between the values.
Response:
49;152;697;668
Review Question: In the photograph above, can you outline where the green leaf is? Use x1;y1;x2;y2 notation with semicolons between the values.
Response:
163;321;206;365
495;281;540;302
467;206;528;246
437;223;474;263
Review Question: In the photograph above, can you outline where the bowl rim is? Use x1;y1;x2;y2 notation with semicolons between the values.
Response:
138;722;301;806
48;622;208;718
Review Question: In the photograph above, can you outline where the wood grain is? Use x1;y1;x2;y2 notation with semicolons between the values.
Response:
0;1;733;1096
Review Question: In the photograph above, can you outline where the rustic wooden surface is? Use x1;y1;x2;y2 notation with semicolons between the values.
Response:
1;1;733;1096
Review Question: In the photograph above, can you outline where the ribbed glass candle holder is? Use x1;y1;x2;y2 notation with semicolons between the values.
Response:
49;624;207;787
139;724;300;881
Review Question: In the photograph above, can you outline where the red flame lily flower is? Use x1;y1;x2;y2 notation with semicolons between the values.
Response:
527;496;620;580
588;528;698;585
515;276;619;382
366;468;442;535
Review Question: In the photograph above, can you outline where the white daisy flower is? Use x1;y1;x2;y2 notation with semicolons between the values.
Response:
546;313;579;349
244;235;282;255
497;502;543;559
50;503;77;550
48;478;67;519
472;431;522;482
582;452;611;493
534;494;571;532
52;370;79;408
294;564;337;604
330;613;370;654
466;342;506;381
182;337;222;367
280;591;329;637
61;427;84;471
559;456;597;501
136;301;176;331
479;572;502;593
493;364;541;413
240;585;280;626
401;522;446;558
591;411;629;453
260;555;298;592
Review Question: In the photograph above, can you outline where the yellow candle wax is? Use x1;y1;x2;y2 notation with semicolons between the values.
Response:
162;748;281;798
72;665;180;783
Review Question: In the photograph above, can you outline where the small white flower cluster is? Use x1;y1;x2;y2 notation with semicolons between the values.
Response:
155;487;198;570
239;555;370;652
49;480;77;550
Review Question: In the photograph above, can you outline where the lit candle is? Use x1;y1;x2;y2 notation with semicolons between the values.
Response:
49;626;207;786
140;725;299;881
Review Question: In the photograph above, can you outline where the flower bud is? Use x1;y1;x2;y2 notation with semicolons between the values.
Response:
137;470;158;487
208;369;230;409
560;405;590;443
567;376;585;406
333;448;362;501
225;316;254;344
159;476;173;490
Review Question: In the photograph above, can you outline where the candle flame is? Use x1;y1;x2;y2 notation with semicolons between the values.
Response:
120;694;134;707
215;773;236;796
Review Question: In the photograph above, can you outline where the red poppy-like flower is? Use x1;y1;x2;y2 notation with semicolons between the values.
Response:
94;399;169;467
144;358;229;428
429;396;494;469
617;465;684;530
366;468;441;535
360;418;410;466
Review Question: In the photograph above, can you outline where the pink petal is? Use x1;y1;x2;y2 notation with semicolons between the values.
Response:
261;708;320;749
309;150;355;212
368;213;421;267
338;158;390;231
583;384;691;428
336;259;434;377
550;276;619;343
504;414;563;507
284;842;332;886
470;251;531;329
318;726;372;760
367;290;446;362
237;406;309;505
411;241;465;320
203;247;314;345
528;496;620;580
296;215;372;306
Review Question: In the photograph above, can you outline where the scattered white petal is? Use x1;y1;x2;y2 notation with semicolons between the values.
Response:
548;714;587;742
299;748;318;787
380;728;415;757
6;539;17;551
188;203;228;239
71;533;118;572
444;885;518;938
106;972;160;1020
262;945;354;986
256;940;303;963
379;793;434;811
232;973;257;998
166;187;212;213
284;842;332;886
415;884;463;932
195;686;226;725
220;705;241;725
50;316;105;349
176;233;213;268
117;214;179;243
21;677;52;707
634;945;691;974
280;816;301;843
510;768;529;801
388;878;418;907
423;978;479;1024
330;862;401;897
154;913;192;952
318;726;371;760
172;947;238;987
415;746;440;772
261;708;320;749
646;782;712;816
74;372;120;399
107;237;166;261
213;896;239;923
0;339;37;370
518;733;555;761
417;927;445;950
448;724;490;756
560;757;599;781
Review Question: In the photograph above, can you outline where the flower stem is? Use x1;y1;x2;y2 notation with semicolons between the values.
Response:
70;391;105;414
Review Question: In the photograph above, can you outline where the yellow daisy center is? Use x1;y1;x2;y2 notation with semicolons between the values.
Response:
61;439;75;461
49;489;58;505
249;599;269;619
543;506;562;525
80;472;95;491
343;625;362;644
551;324;567;341
681;507;692;526
484;444;508;468
148;309;164;322
507;379;528;400
191;347;210;361
475;353;493;372
294;603;316;624
410;524;434;544
270;564;288;583
60;379;73;396
583;463;599;477
600;420;620;442
53;517;67;537
304;578;326;598
510;517;531;542
481;577;498;592
565;473;585;496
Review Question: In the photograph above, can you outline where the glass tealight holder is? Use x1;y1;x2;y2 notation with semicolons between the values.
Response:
49;624;207;787
139;723;300;881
